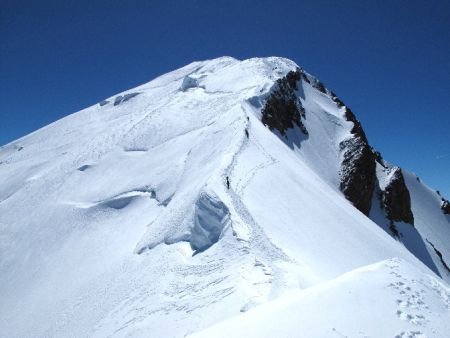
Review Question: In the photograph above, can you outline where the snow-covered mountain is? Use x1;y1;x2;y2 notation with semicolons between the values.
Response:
0;56;449;337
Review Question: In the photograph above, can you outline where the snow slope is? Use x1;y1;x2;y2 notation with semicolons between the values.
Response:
404;170;450;279
0;56;449;337
190;258;450;338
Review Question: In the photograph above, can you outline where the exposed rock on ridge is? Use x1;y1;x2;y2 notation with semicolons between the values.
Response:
381;167;414;225
339;136;376;216
441;198;450;215
337;100;376;216
261;69;308;136
426;239;450;272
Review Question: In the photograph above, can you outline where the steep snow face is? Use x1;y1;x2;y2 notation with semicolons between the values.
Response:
0;56;448;337
264;68;450;282
403;170;450;279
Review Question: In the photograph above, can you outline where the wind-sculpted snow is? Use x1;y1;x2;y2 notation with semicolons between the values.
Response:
181;75;203;91
113;92;140;106
189;258;450;338
190;192;231;252
0;56;448;337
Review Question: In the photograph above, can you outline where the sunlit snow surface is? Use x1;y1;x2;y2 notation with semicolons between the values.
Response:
190;258;450;338
0;57;448;337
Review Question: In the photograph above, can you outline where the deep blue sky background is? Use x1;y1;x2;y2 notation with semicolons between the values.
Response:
1;0;449;196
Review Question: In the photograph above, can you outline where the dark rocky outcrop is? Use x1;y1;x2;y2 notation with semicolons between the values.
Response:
381;168;414;225
299;70;311;84
389;221;400;238
336;96;376;216
441;198;450;215
311;78;326;93
339;136;376;215
373;150;388;168
261;69;308;136
331;93;345;107
343;106;369;144
426;239;450;272
331;92;369;144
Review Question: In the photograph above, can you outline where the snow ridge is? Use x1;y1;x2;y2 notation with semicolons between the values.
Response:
0;56;448;337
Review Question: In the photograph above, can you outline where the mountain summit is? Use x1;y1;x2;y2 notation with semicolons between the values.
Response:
1;57;449;337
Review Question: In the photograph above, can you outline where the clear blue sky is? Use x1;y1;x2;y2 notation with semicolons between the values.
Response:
1;0;449;196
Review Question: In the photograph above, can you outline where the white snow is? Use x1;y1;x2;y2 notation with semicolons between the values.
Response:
189;259;450;338
189;258;450;338
403;170;450;280
0;56;448;337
